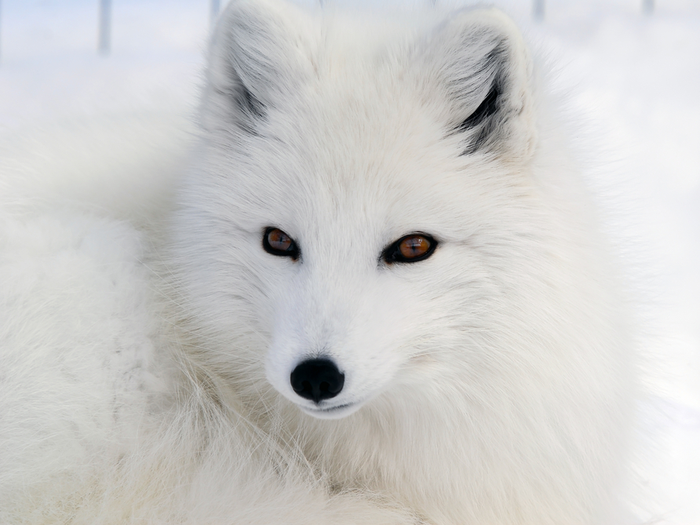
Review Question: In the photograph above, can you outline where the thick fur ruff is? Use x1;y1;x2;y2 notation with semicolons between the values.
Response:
0;1;635;523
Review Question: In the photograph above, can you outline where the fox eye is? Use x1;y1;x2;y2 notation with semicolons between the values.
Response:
263;228;300;260
382;233;437;264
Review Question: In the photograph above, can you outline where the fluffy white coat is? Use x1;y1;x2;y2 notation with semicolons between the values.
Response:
0;0;635;523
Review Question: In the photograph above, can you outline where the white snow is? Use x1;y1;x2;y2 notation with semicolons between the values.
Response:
0;0;698;522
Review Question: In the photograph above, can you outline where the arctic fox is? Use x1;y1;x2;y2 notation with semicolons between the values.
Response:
0;0;635;523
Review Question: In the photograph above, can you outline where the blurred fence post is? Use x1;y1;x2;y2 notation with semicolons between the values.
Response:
211;0;220;27
643;0;654;14
98;0;111;55
533;0;544;21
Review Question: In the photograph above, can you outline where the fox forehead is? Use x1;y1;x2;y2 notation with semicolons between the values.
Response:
215;91;490;219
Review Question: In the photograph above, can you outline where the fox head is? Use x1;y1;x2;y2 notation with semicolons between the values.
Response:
164;3;633;521
170;0;551;420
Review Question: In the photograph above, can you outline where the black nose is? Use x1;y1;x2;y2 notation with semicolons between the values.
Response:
290;358;345;404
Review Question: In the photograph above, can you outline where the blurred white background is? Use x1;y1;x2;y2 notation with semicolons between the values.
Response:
0;0;697;523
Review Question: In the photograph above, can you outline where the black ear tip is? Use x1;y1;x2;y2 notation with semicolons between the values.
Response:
238;84;267;119
456;78;501;133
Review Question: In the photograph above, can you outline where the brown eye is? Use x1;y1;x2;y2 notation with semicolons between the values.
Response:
263;227;300;259
382;233;437;264
399;236;431;259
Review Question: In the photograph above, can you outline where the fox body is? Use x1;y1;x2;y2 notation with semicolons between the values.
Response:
0;1;634;523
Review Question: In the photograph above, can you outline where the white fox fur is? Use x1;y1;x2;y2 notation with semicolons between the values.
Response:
0;0;635;523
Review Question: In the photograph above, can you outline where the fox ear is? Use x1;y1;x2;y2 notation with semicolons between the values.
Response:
201;0;314;134
418;9;536;158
